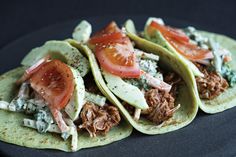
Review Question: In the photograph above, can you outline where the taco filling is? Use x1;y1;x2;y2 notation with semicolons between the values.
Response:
143;18;236;100
87;22;181;124
0;51;121;151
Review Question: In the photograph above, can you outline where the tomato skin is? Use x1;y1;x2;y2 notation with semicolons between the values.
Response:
89;32;124;45
148;21;213;61
166;38;213;61
149;21;190;42
90;22;141;78
30;59;74;110
89;22;125;45
96;45;141;78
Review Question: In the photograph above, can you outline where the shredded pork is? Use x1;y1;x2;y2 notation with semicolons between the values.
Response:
79;102;120;137
164;72;182;97
195;64;229;100
123;72;181;124
143;89;179;124
142;72;181;124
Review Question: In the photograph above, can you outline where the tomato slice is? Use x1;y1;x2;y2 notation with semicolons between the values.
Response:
148;21;190;42
90;22;141;78
89;32;124;45
30;59;74;110
166;38;213;61
89;21;126;45
96;43;141;78
148;21;213;61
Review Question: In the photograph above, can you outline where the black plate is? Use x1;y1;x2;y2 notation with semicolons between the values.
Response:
0;15;236;157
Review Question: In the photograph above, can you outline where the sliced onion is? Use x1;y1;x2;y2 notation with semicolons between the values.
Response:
195;59;211;66
50;107;69;133
16;55;50;84
141;71;172;93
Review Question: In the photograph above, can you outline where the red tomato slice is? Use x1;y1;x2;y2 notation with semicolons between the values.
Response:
90;22;141;78
166;38;213;61
89;32;124;45
148;21;213;61
30;59;74;110
95;42;141;78
148;21;190;42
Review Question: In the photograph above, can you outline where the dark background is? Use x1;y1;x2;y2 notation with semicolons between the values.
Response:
0;0;236;157
1;0;236;49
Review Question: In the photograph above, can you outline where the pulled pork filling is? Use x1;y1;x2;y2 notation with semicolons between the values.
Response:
123;73;182;124
164;72;182;97
143;89;176;124
125;72;181;124
142;72;181;124
195;64;229;100
79;102;120;137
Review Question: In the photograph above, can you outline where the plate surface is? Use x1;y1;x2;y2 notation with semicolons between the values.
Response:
0;15;236;157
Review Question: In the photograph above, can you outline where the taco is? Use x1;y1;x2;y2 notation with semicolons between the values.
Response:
0;39;132;152
139;17;236;113
71;20;198;135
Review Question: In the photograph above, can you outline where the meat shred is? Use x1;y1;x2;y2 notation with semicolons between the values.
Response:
123;72;181;124
143;89;178;124
195;64;229;100
79;102;121;137
123;102;134;115
164;72;182;97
